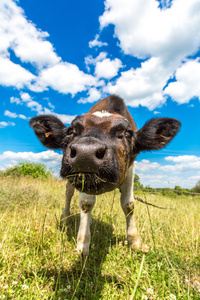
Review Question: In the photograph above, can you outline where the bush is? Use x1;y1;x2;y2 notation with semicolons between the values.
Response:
174;185;184;195
160;188;177;198
192;180;200;193
2;161;53;179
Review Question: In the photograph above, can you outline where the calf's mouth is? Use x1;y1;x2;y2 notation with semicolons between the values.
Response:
63;171;117;195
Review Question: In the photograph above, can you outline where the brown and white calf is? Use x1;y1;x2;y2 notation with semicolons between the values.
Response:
30;95;180;256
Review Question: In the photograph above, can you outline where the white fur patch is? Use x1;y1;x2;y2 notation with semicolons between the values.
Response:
93;111;112;118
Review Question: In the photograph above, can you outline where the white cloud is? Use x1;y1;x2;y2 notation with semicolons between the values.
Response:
105;57;167;110
2;0;200;108
4;110;17;118
54;113;76;125
0;121;15;128
135;159;161;172
10;92;76;125
26;99;43;113
89;34;108;48
36;62;96;95
153;111;161;115
99;0;200;109
160;162;200;173
95;58;123;79
85;52;123;80
20;92;32;102
0;0;62;91
161;156;200;173
10;92;42;113
188;174;200;181
0;0;60;68
10;97;22;105
4;110;28;120
0;0;97;96
134;154;200;188
139;173;170;187
165;155;200;163
78;88;102;104
14;33;60;69
0;57;35;89
164;59;200;103
0;150;62;174
18;114;27;120
0;150;61;162
85;52;107;72
19;92;52;115
100;0;200;61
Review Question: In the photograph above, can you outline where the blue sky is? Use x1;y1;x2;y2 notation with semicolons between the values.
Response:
1;0;200;188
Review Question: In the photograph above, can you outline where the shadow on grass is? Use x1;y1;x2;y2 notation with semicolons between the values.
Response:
46;214;120;300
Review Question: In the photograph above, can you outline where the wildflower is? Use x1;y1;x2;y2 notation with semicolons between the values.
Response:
141;295;148;300
168;294;176;300
142;244;150;254
146;287;154;295
12;281;18;285
21;284;29;290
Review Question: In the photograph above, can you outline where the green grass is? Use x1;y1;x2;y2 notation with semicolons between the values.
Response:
0;177;199;299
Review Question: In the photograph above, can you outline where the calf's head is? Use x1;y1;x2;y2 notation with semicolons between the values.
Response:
30;95;180;194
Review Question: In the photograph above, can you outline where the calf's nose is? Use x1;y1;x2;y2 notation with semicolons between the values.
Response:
69;143;107;172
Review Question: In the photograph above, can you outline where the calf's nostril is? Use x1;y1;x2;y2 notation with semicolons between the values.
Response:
70;147;77;158
95;147;106;160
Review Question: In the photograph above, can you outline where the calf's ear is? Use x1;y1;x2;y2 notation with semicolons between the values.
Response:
134;118;181;153
29;115;67;149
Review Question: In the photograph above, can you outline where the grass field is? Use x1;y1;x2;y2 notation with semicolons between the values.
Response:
0;177;199;299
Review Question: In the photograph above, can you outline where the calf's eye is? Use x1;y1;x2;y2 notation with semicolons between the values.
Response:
125;130;133;139
67;128;74;135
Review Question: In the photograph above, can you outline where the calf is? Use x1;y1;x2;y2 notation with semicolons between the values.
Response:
30;95;180;256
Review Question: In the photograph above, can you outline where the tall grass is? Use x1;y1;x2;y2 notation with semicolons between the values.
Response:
0;177;199;299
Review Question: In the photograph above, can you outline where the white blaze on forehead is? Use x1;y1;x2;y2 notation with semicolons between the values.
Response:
92;111;112;118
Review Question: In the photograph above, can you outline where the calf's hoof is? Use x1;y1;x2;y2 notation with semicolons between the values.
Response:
77;243;89;257
127;235;141;250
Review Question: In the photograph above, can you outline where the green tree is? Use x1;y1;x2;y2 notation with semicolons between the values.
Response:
134;174;140;183
2;161;53;179
193;180;200;193
174;185;183;195
134;174;143;190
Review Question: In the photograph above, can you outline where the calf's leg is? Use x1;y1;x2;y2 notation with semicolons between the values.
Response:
77;192;96;257
120;164;140;250
61;181;75;225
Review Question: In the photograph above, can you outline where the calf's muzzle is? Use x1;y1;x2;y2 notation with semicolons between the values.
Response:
68;142;107;173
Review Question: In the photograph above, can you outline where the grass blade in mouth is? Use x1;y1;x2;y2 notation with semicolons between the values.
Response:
82;173;85;192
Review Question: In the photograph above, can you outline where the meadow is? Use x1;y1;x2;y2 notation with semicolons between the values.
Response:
0;177;199;299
